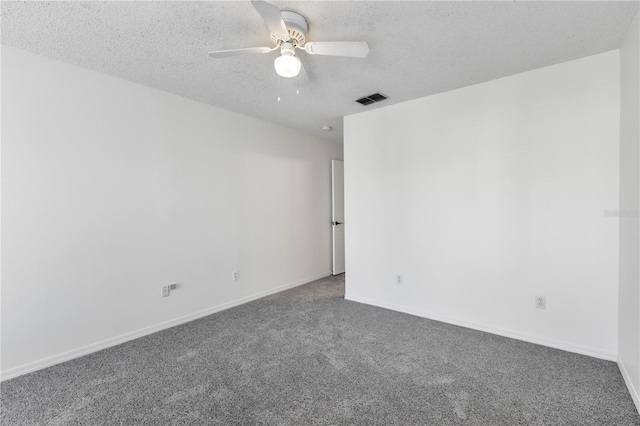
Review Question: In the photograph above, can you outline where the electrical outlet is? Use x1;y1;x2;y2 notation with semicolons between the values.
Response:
535;296;546;310
232;270;240;281
396;274;403;285
161;285;170;298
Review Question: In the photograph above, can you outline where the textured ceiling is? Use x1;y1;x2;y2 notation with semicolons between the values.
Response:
2;1;638;143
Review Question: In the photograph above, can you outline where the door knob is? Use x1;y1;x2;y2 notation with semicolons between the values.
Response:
332;221;343;225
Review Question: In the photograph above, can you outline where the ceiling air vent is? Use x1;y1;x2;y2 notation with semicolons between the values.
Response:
356;92;388;106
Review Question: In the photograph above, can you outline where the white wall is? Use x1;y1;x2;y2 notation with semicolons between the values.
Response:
344;51;620;360
1;46;342;378
619;10;640;412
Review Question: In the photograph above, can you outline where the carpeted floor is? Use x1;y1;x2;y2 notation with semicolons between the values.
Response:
2;274;639;425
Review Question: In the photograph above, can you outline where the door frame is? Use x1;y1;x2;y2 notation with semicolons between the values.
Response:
331;159;345;275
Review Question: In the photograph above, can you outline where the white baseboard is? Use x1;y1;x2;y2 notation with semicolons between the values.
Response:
618;358;640;414
345;294;617;362
1;272;330;382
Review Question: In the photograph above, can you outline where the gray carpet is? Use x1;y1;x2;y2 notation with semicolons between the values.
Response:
2;274;639;425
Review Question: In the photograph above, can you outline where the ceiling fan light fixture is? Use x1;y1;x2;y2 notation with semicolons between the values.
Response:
274;54;301;78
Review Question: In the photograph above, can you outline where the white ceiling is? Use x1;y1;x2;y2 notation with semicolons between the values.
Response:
2;1;638;143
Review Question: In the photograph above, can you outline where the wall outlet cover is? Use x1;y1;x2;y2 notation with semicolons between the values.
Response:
161;285;170;298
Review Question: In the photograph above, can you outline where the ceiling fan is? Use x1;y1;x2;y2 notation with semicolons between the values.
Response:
208;0;370;80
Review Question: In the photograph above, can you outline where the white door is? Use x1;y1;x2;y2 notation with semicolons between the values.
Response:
331;160;345;275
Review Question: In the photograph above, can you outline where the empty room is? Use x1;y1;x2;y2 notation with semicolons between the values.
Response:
2;1;640;424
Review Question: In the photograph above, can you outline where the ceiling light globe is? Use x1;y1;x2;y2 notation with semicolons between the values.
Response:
274;54;301;78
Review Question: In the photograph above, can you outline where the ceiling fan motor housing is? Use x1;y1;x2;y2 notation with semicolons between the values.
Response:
270;10;308;46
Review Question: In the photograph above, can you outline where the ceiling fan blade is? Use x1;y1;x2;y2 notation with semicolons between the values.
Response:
251;0;290;41
303;42;370;58
208;46;275;58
